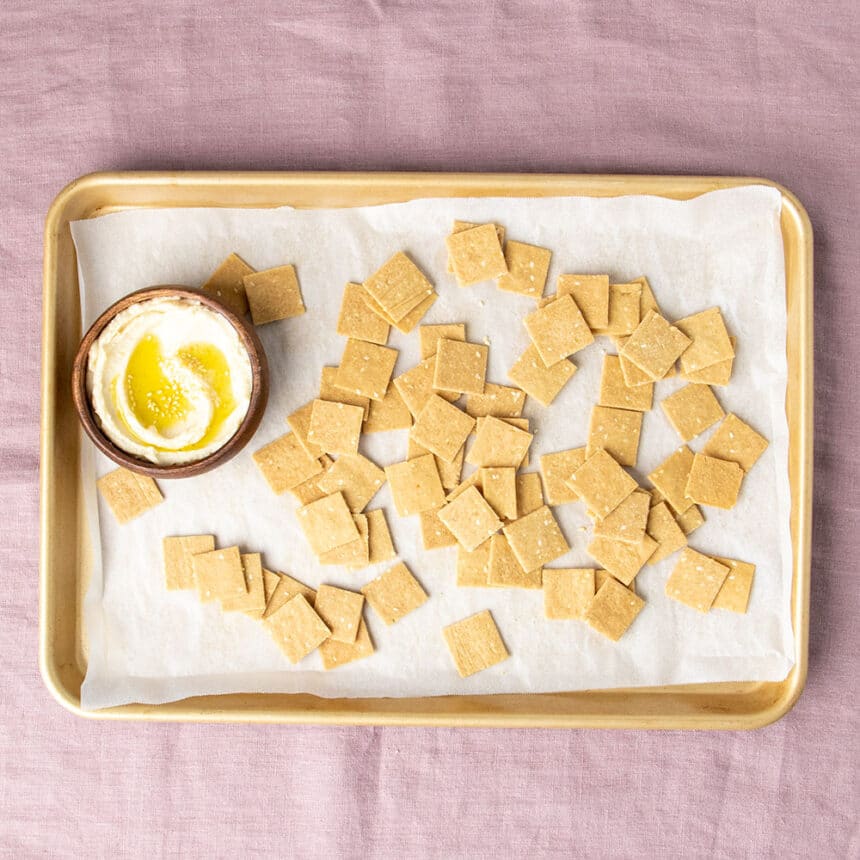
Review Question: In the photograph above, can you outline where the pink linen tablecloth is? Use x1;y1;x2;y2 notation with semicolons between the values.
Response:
2;1;857;856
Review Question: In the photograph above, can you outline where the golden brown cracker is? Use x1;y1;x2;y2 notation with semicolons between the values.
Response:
410;395;475;463
702;413;769;471
385;453;446;516
566;449;637;518
266;594;330;663
162;534;215;591
363;251;435;323
433;338;488;395
497;240;552;299
586;534;657;586
201;252;253;315
543;568;596;619
446;223;508;286
361;561;428;625
313;584;365;644
316;453;386;513
660;384;725;442
419;323;466;359
333;338;399;402
584;577;645;641
648;446;696;514
487;533;542;589
524;294;594;366
96;468;163;524
508;342;576;406
539;447;587;505
598;354;653;412
336;281;390;345
437;485;503;552
556;274;610;329
466;415;533;468
587;405;643;467
645;501;688;563
665;549;730;612
503;505;569;571
675;307;735;373
243;264;305;324
685;454;744;509
296;491;360;555
443;610;509;677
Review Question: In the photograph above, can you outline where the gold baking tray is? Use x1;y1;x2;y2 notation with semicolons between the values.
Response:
40;172;812;728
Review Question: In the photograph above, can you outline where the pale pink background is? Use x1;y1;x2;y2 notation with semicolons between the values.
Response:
2;1;858;857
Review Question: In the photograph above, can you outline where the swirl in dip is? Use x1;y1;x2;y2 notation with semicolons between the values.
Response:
87;297;253;465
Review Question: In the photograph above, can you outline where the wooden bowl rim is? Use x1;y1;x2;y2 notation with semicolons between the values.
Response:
71;286;269;479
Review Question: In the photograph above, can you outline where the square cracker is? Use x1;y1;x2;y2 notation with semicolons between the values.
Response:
556;274;610;330
221;552;267;615
433;338;488;395
363;251;434;322
457;541;492;587
201;252;252;315
296;492;360;555
599;354;653;412
503;505;569;570
660;383;725;442
595;568;636;594
316;453;385;512
262;571;316;617
465;383;526;418
487;533;542;589
619;347;655;388
96;468;163;524
466;415;533;468
336;282;389;345
320;366;370;417
192;546;246;604
408;438;463;492
479;467;518;521
289;454;332;505
420;323;466;359
645;501;688;563
318;514;370;567
262;568;282;604
307;399;364;455
443;610;509;677
516;472;545;517
543;568;596;619
524;294;594;366
539;447;587;505
420;506;458;550
447;221;506;273
675;503;705;535
685;453;744;509
391;292;438;334
334;338;399;402
675;307;735;373
711;556;755;613
320;619;375;670
361;561;428;625
508;342;576;406
682;338;735;385
587;405;643;467
593;490;650;544
438;485;503;552
497;241;552;299
586;534;657;585
566;449;637;519
362;384;413;433
446;471;482;502
703;413;769;471
584;577;645;641
620;311;691;380
364;508;397;564
243;264;305;324
253;432;324;494
384;454;445;515
314;584;365;643
592;283;642;337
266;594;331;663
648;446;695;514
665;548;730;612
446;223;508;286
410;395;475;463
286;401;326;459
163;534;215;591
393;356;458;418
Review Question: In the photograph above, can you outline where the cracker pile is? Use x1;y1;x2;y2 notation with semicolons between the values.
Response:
100;225;770;679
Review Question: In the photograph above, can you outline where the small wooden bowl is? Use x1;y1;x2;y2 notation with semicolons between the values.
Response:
71;286;269;479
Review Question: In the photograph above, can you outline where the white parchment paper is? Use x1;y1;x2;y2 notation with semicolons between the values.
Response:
71;187;794;710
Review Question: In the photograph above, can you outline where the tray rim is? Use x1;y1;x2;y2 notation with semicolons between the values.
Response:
40;171;813;729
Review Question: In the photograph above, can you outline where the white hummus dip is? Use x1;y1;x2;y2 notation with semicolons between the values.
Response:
87;297;253;465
